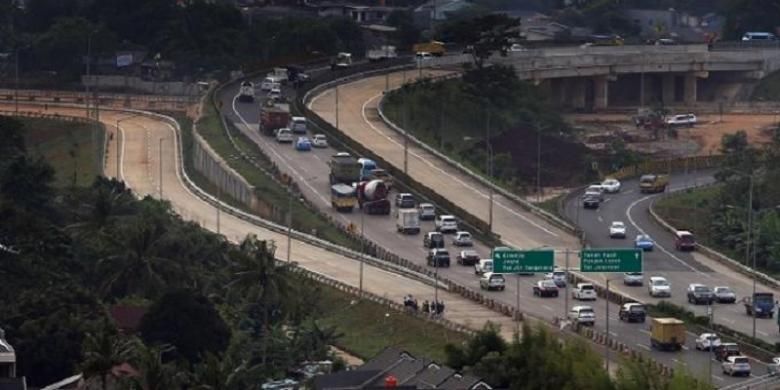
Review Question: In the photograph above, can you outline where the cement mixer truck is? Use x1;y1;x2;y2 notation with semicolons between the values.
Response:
356;179;391;215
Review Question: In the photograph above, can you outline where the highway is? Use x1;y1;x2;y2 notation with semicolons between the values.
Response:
563;173;780;345
218;70;766;385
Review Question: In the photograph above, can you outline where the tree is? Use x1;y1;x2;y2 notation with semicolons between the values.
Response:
187;352;258;390
139;289;231;364
440;14;521;69
386;10;421;50
0;116;25;160
80;324;137;390
122;343;185;390
721;0;780;40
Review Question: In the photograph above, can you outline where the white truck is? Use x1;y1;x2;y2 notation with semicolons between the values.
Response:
396;208;420;235
367;45;397;62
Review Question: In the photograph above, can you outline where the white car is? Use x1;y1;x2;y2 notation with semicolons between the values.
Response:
545;270;567;287
452;231;473;247
768;357;780;376
722;356;751;377
695;333;722;351
312;134;328;148
601;178;621;193
623;272;643;286
275;128;293;143
666;113;697;127
418;203;436;220
648;276;671;297
572;283;597;301
609;221;627;238
474;259;493;275
568;305;596;326
267;87;282;100
435;215;458;233
713;286;737;303
508;43;526;52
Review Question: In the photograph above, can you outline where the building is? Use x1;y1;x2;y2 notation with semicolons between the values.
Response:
623;8;723;42
0;330;26;390
312;347;491;390
317;2;401;24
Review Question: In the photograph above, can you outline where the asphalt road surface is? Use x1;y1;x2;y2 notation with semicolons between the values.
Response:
218;69;766;386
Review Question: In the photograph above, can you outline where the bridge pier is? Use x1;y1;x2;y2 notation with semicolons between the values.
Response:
662;74;675;105
594;76;609;110
569;78;586;110
684;73;698;106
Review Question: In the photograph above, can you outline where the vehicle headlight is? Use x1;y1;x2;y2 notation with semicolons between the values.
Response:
756;308;763;312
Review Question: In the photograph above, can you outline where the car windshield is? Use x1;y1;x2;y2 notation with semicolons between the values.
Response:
442;217;455;222
705;335;719;340
553;271;565;277
436;250;449;257
653;279;669;286
626;272;642;276
755;293;774;303
491;275;505;282
734;357;749;364
612;222;624;228
580;285;594;290
640;175;655;183
462;250;478;257
629;305;644;312
541;280;557;288
578;308;594;314
421;204;434;210
459;233;471;238
716;287;733;294
694;286;710;292
430;234;442;241
637;235;650;241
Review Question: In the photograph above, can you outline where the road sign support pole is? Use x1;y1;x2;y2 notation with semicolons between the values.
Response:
708;302;714;385
516;275;520;334
287;193;292;263
606;279;611;373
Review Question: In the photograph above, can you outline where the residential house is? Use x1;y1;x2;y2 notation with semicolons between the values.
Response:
0;330;26;390
109;305;147;335
317;2;400;24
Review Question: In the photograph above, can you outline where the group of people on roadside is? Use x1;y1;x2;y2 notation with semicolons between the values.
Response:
403;295;445;318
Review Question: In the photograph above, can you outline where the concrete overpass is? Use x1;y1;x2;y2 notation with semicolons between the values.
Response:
431;44;780;110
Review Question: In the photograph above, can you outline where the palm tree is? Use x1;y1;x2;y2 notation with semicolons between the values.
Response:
122;343;184;390
188;352;259;390
80;325;137;390
227;235;292;367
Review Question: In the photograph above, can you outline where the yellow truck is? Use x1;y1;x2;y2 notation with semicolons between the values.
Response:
412;41;446;56
650;318;686;351
330;184;357;212
639;174;669;193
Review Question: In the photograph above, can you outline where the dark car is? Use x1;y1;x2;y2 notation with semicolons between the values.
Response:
618;303;646;323
582;196;600;209
714;343;741;362
457;249;480;266
533;279;559;297
423;232;445;249
427;248;450;268
395;193;416;208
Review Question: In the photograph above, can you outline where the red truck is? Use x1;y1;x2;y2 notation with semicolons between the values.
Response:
356;179;391;215
259;101;291;136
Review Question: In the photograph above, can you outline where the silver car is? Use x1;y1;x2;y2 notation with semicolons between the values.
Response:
623;272;643;286
713;286;737;303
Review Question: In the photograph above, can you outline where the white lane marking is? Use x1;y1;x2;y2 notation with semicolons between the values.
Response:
636;343;651;351
232;94;331;207
542;305;554;312
359;92;559;238
626;195;707;276
711;375;724;382
757;330;769;337
639;329;651;335
721;317;735;324
609;331;618;337
682;345;689;350
623;190;634;195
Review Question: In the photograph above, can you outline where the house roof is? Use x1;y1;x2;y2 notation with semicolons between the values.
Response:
366;358;429;387
409;363;456;388
438;373;486;389
312;370;380;390
109;305;147;333
356;347;412;373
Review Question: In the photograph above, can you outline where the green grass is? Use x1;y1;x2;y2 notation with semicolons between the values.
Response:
20;117;103;187
318;286;467;362
752;70;780;101
192;94;359;250
538;193;565;219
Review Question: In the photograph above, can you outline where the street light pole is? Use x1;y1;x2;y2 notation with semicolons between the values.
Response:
564;249;570;317
335;86;339;130
287;193;293;263
486;111;493;231
536;125;542;203
359;205;365;298
158;137;163;198
403;109;409;175
14;47;19;113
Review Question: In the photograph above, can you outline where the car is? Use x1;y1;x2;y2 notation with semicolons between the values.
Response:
648;276;671;298
695;333;722;351
634;234;655;251
457;249;480;266
452;231;473;247
674;230;696;251
267;87;283;100
666;113;697;127
435;215;458;234
586;184;604;198
654;38;677;45
713;286;737;303
609;221;627;238
715;343;741;362
508;43;526;52
687;283;715;305
423;232;445;249
623;272;644;286
572;283;597;301
474;259;493;275
568;305;596;326
426;248;450;267
618;303;646;323
395;193;416;208
294;137;312;151
544;270;567;288
418;203;436;220
582;195;600;209
768;357;780;376
533;279;559;297
275;128;293;143
289;116;307;134
742;32;776;41
415;51;433;61
480;272;506;291
601;178;621;193
722;356;751;377
312;134;328;148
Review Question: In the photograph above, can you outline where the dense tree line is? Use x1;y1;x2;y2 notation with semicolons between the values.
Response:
0;115;341;387
1;0;365;80
446;324;709;390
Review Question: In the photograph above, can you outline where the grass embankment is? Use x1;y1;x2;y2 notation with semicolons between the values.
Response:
20;117;103;187
752;69;780;101
318;286;467;362
189;95;358;250
653;185;743;262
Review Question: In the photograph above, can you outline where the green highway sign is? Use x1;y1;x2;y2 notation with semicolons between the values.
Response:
493;249;554;273
580;249;643;273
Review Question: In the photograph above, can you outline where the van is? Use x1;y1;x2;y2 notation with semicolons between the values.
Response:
288;117;307;134
357;158;378;181
742;32;776;41
674;230;696;251
260;77;281;91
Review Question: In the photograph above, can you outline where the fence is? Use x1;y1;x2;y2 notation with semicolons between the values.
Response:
608;155;725;180
0;88;198;112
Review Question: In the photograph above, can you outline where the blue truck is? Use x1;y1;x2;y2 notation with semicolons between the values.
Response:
744;292;774;318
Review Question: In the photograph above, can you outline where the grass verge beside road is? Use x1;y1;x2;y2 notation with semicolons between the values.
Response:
318;286;467;362
19;117;102;187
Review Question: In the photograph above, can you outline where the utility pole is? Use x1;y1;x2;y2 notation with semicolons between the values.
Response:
606;279;612;373
564;249;570;316
486;111;493;231
403;109;409;175
159;138;164;198
287;193;293;263
536;125;542;203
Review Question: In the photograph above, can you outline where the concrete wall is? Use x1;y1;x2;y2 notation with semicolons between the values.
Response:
82;75;201;96
191;130;258;210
